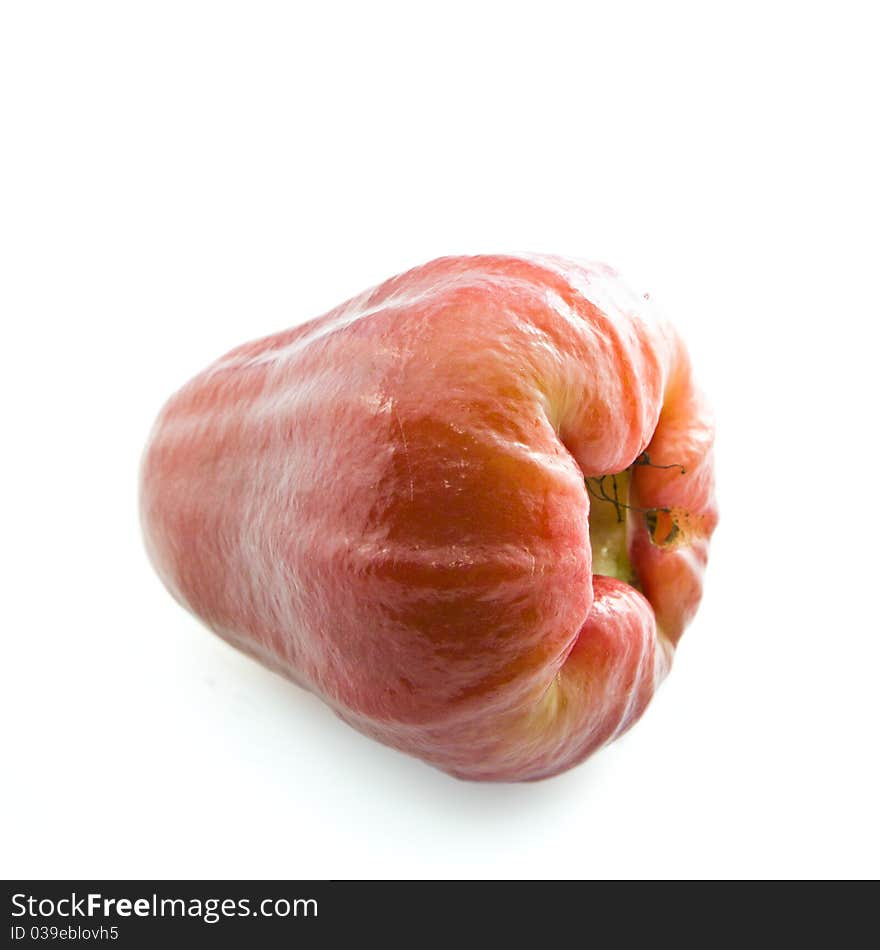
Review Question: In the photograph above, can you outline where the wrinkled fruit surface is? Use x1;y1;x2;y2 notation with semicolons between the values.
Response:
141;255;718;781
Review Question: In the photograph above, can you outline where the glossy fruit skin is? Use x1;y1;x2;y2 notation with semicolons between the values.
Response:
140;255;717;781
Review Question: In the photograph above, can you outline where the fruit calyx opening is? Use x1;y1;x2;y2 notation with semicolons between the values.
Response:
585;452;687;584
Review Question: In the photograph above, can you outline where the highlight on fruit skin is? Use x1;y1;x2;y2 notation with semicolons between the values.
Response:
140;254;718;781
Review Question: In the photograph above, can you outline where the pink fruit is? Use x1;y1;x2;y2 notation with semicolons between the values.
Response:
140;255;718;780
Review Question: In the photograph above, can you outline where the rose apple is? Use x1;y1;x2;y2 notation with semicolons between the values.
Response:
140;255;717;781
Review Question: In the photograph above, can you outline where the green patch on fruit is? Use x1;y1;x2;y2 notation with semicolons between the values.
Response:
585;469;638;584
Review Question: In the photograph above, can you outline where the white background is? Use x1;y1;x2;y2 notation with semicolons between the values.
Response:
2;2;878;880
